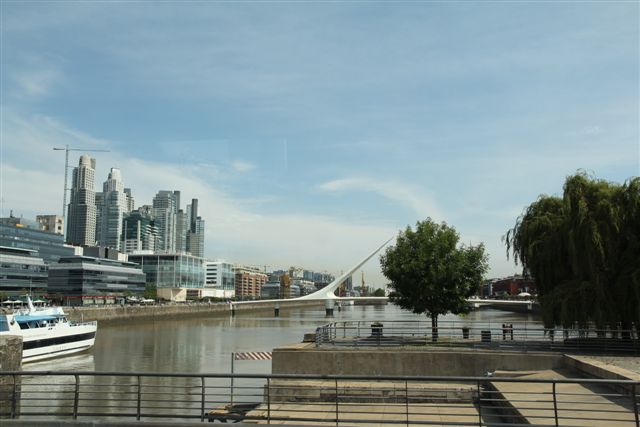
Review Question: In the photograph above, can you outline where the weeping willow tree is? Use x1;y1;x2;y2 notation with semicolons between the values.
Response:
505;173;640;329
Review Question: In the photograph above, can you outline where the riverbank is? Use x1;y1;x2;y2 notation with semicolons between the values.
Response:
64;299;329;325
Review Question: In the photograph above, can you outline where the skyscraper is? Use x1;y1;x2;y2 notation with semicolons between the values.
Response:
66;155;97;246
96;168;127;250
152;190;180;253
186;198;205;258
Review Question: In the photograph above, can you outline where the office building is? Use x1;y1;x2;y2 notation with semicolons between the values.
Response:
124;188;135;212
36;215;64;235
175;209;187;253
0;222;75;263
186;199;205;258
96;168;128;251
152;190;180;253
121;208;158;253
66;155;97;247
0;246;48;296
128;253;205;301
203;260;235;298
48;256;146;306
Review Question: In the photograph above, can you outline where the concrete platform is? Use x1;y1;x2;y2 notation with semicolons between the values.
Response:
488;369;638;426
247;401;479;426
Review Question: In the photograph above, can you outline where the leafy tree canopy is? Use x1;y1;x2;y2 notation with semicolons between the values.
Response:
505;172;640;328
373;288;386;297
380;218;488;330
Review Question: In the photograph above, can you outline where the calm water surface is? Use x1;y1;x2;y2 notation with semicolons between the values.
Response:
25;304;540;374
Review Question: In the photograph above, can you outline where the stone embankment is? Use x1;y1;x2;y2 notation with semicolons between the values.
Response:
65;299;325;325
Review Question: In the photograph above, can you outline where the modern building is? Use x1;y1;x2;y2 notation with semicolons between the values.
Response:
96;168;128;251
36;215;64;235
0;222;75;263
66;155;97;247
48;256;146;306
260;281;301;299
203;260;235;298
292;279;316;296
128;253;205;301
0;246;48;296
152;190;180;253
121;208;158;253
186;199;205;258
234;266;267;300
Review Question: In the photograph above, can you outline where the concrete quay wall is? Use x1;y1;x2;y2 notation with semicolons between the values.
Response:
272;343;565;377
65;300;325;324
0;335;22;418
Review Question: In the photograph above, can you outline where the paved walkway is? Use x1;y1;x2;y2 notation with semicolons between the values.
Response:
248;402;479;426
488;369;638;426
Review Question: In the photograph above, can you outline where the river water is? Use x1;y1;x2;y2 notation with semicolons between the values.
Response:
25;303;540;374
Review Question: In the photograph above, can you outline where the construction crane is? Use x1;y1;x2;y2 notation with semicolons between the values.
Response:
53;145;110;238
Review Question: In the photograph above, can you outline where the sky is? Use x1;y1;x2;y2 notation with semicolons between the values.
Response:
1;2;638;288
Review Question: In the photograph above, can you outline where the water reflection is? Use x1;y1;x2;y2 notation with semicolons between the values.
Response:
24;304;539;374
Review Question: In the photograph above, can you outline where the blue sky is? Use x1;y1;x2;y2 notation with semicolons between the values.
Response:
1;2;638;287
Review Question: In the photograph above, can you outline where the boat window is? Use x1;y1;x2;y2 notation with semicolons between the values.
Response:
0;318;9;332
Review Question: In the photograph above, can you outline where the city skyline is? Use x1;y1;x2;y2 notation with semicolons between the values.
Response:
1;2;638;287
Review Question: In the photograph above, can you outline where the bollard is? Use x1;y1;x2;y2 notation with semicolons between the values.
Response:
274;305;280;317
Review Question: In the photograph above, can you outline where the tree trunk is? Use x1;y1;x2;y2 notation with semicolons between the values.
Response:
431;316;438;342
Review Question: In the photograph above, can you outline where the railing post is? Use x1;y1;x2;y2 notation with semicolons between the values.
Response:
632;383;638;427
405;380;409;426
11;374;17;419
73;374;80;419
476;380;482;426
267;377;271;424
136;375;141;420
200;376;205;422
335;378;339;426
552;382;559;427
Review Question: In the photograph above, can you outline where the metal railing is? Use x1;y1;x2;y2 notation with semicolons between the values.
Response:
0;371;638;426
315;320;640;354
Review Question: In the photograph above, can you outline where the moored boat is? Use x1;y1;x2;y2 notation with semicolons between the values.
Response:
0;297;97;363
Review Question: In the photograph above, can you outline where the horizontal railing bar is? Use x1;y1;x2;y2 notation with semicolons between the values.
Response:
8;371;639;385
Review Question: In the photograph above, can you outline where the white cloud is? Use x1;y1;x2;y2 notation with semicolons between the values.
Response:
13;69;61;97
318;177;445;221
230;160;256;173
0;111;395;286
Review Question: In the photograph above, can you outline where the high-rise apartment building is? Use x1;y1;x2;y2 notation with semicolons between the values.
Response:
152;190;180;253
36;215;64;235
186;199;205;258
66;155;97;246
96;168;127;250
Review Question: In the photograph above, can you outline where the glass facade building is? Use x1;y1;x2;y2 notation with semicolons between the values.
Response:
0;246;48;295
128;253;205;289
0;223;75;264
48;256;146;306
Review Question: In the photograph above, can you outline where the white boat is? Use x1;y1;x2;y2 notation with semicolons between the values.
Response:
0;297;97;363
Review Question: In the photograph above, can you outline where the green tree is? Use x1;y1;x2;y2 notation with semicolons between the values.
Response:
505;172;640;329
373;288;386;297
380;219;488;340
144;283;157;300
